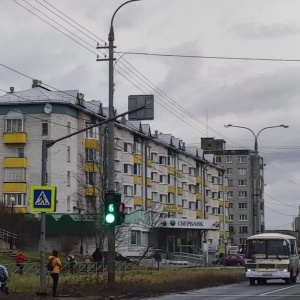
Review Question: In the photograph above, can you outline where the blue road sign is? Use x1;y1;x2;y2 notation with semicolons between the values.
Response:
30;186;56;213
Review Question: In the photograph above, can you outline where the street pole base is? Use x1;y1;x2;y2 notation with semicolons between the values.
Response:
35;290;48;297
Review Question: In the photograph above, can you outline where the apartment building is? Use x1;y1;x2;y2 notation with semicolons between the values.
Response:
0;81;229;258
201;138;264;249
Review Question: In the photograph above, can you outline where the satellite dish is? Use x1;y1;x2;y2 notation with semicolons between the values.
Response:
44;103;52;114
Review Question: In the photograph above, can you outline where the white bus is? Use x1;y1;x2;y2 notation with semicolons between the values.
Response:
245;233;299;285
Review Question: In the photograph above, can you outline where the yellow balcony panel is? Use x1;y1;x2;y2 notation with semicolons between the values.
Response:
205;179;209;187
3;207;26;214
218;200;224;206
3;158;27;168
146;178;152;187
178;205;183;213
85;187;99;196
225;201;229;208
205;212;209;219
3;183;27;193
225;186;229;193
147;199;152;207
177;187;183;195
196;210;202;217
218;246;225;254
85;139;99;149
218;184;224;191
226;231;230;238
205;195;209;203
196;176;201;184
3;132;27;144
219;231;225;238
134;197;142;206
134;154;142;164
177;170;183;178
167;167;175;175
219;215;225;222
147;159;152;167
166;204;178;211
168;186;175;194
85;162;99;173
225;216;229;223
134;176;142;185
196;193;202;200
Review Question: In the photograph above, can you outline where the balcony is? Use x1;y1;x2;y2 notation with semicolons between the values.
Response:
3;182;26;193
85;139;99;149
3;132;27;144
3;157;27;168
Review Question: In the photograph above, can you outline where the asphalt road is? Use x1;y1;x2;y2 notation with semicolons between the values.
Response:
140;279;300;300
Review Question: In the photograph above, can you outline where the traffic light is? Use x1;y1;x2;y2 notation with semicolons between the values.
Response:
118;203;126;225
104;192;121;226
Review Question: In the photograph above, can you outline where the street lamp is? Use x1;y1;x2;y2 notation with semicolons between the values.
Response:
80;210;84;255
9;196;16;250
224;124;288;234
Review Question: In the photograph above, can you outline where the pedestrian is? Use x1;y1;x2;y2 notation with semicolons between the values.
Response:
153;251;162;270
92;248;103;272
15;250;26;275
48;250;62;298
67;252;76;274
83;250;91;272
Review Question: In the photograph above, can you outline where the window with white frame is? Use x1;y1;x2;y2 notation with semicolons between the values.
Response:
168;174;175;185
238;168;247;175
85;124;99;139
212;192;218;199
168;193;174;204
182;164;188;174
85;148;96;161
238;156;246;163
182;199;188;208
238;191;247;198
5;168;25;182
159;156;167;165
189;201;195;210
133;141;141;154
124;142;133;153
147;167;151;178
239;238;247;245
151;152;158;163
152;191;158;202
42;122;48;135
228;191;233;198
212;207;219;215
146;187;152;199
215;156;221;163
189;185;196;194
226;168;233;175
228;179;233;187
131;230;148;246
85;172;94;185
134;184;142;196
238;203;248;209
124;164;133;175
4;193;25;206
124;185;133;196
147;146;151;159
151;171;159;182
229;214;234;221
189;167;195;176
238;214;248;221
159;194;167;203
238;179;247;186
160;175;167;184
183;183;188;191
168;156;174;166
229;203;233;209
5;119;24;132
133;163;141;176
239;226;248;233
226;156;233;163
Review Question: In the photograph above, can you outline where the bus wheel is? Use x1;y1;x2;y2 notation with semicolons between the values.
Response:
249;279;255;285
262;279;267;284
257;279;263;285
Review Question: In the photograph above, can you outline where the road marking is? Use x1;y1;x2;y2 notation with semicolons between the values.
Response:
260;284;300;295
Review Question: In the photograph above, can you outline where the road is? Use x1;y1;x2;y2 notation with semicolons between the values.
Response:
139;279;300;300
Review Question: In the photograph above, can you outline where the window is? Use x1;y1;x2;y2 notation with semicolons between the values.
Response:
228;179;233;187
67;147;71;162
215;156;221;163
147;167;151;178
239;227;248;234
5;168;25;182
238;168;246;175
189;167;195;176
5;119;24;132
85;148;96;161
226;168;233;175
212;207;219;215
160;175;167;184
238;203;247;209
189;185;196;194
212;192;218;199
134;184;142;196
124;142;133;153
152;191;158;202
229;203;233;209
168;156;174;166
226;156;232;163
189;201;195;210
131;231;139;245
124;185;133;196
160;194;167;203
133;141;141;154
239;238;247;245
238;191;247;198
228;191;233;198
159;156;167;165
18;147;25;158
168;174;175;185
131;230;148;246
151;172;159;182
67;171;70;186
42;122;48;135
67;195;70;211
85;124;98;139
168;193;174;204
4;193;25;206
229;214;234;221
238;214;248;221
229;226;234;233
238;179;247;186
124;164;133;175
133;163;141;176
238;156;246;163
85;172;94;185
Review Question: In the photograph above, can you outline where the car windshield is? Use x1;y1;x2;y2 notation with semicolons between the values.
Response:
247;239;290;259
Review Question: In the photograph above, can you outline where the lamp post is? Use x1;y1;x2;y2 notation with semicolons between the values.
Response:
9;196;16;250
224;124;288;234
80;210;84;255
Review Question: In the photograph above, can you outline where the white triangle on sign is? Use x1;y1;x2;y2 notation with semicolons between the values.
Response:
35;191;50;205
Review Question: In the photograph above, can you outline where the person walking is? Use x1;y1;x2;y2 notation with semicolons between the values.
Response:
153;252;162;270
15;250;26;275
92;248;103;272
67;252;76;274
48;250;62;298
83;250;91;272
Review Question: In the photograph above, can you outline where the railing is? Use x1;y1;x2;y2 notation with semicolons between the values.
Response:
0;228;17;247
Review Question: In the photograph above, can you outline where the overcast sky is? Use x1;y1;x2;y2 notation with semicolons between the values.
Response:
1;0;300;230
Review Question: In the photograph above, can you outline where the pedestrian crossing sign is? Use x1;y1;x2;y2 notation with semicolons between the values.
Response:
29;185;56;212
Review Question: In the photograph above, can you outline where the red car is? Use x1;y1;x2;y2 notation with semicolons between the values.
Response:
214;254;244;266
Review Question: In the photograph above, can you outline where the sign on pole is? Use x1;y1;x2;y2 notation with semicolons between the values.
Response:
29;185;56;213
128;95;154;120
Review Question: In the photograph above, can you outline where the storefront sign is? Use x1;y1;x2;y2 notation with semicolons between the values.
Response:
159;218;219;230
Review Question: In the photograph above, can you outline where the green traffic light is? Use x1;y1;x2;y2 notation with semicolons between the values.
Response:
105;213;115;224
